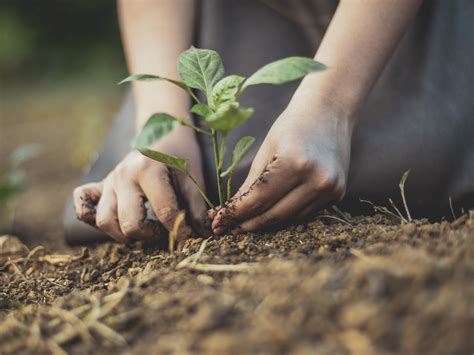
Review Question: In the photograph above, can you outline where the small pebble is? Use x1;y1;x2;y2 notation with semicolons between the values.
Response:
402;223;416;236
197;274;215;286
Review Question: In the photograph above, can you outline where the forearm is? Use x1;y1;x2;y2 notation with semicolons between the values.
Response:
118;0;195;131
291;0;423;120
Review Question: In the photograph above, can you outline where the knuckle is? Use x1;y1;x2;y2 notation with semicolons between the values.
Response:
156;207;176;228
136;155;152;169
319;176;338;192
317;169;340;190
120;220;141;238
139;154;166;171
249;200;268;214
96;214;114;231
292;158;314;174
260;212;278;227
73;186;84;200
308;167;347;198
334;180;347;200
114;163;130;180
320;174;346;199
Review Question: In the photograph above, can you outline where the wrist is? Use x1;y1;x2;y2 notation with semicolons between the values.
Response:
133;83;191;132
289;74;364;125
287;87;355;131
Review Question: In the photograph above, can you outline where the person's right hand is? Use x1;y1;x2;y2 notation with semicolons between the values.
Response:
73;126;206;244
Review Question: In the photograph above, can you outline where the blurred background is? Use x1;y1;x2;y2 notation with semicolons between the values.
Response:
0;1;127;247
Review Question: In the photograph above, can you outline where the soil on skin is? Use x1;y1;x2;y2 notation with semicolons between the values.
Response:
1;212;473;355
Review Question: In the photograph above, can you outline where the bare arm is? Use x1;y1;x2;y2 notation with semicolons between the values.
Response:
213;0;423;234
292;0;423;118
74;1;205;244
118;0;195;131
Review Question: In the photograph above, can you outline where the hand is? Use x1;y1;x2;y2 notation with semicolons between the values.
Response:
74;126;206;243
211;101;353;235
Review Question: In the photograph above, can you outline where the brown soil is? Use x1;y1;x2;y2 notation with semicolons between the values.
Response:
1;212;473;355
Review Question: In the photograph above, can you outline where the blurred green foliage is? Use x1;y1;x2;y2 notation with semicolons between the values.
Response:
0;0;125;86
0;144;42;232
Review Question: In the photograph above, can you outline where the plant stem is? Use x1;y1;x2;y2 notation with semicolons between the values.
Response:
226;174;232;201
177;118;211;136
187;88;201;104
399;173;412;222
185;171;215;209
211;129;225;208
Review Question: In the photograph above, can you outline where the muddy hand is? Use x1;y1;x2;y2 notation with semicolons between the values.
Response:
212;103;353;235
74;127;207;243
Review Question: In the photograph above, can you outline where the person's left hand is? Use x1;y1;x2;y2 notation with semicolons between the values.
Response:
211;100;353;235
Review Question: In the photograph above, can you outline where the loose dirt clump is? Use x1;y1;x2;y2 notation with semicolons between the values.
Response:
1;213;473;354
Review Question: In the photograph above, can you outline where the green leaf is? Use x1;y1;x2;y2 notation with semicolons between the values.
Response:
138;148;188;173
399;169;410;190
132;113;179;149
211;75;245;108
118;74;189;92
221;136;255;177
190;103;212;117
0;171;25;202
177;47;224;102
242;57;326;90
204;102;253;133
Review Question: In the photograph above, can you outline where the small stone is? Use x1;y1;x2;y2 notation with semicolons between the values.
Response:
197;274;215;286
109;252;121;264
402;223;416;236
340;302;378;328
338;232;350;242
318;246;330;257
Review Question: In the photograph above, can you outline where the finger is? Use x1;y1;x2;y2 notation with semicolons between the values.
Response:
290;193;336;226
207;209;217;220
115;180;157;240
232;145;273;199
295;201;321;221
95;179;127;243
73;182;103;225
295;202;318;220
212;157;300;234
230;184;317;234
139;166;192;241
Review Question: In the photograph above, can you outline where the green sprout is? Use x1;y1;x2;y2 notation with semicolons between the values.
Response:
120;47;326;209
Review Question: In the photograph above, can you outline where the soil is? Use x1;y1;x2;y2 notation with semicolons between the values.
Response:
1;211;473;355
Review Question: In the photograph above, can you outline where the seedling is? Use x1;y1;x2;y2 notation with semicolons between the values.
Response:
120;47;326;209
0;144;41;232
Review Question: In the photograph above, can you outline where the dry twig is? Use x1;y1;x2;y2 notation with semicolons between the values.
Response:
177;239;257;272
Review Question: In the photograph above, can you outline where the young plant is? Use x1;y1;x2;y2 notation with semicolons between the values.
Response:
0;144;41;232
120;47;326;209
